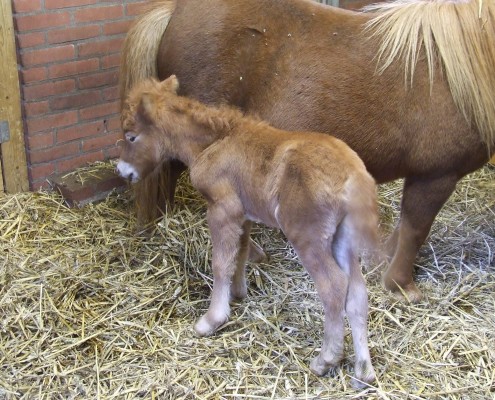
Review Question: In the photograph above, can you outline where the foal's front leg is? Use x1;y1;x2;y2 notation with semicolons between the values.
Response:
194;197;245;337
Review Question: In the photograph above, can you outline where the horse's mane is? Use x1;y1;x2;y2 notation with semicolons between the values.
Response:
364;0;495;149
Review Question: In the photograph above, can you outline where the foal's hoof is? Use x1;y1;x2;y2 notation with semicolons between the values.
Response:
309;355;338;377
351;361;376;389
194;314;227;337
382;275;423;303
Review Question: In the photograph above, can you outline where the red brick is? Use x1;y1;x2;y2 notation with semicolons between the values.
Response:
106;116;121;131
50;91;101;111
21;67;48;84
45;0;99;9
27;132;55;150
101;53;121;70
17;32;46;49
49;166;125;206
78;70;118;89
126;2;148;17
79;101;119;121
23;79;76;101
106;146;121;159
57;120;106;143
102;86;119;101
23;101;50;117
29;141;80;164
15;12;71;32
103;20;132;36
47;25;101;45
32;180;51;191
12;0;42;13
51;175;96;204
49;59;99;79
78;37;124;57
82;131;120;152
26;111;79;134
96;174;126;194
56;151;105;174
75;5;123;23
29;163;56;181
21;45;75;67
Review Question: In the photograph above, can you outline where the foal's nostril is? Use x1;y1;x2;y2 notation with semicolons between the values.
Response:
128;172;134;182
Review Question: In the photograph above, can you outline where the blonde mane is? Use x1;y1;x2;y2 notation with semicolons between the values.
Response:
365;0;495;149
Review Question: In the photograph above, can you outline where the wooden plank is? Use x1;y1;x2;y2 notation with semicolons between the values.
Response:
0;1;29;192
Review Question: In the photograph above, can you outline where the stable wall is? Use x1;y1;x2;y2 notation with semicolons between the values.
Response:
13;0;146;190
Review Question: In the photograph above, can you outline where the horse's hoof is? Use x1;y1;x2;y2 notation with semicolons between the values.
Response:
382;275;423;303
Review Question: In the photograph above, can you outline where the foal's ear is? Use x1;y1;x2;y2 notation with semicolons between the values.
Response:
161;74;179;93
136;93;155;126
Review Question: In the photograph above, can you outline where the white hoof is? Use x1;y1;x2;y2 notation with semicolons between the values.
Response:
194;314;227;337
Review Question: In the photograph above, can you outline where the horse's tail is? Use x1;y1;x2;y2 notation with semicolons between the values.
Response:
343;171;380;261
365;0;495;152
119;1;176;226
120;0;175;108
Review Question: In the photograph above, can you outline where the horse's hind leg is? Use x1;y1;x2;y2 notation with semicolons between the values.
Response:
383;175;458;301
332;222;375;387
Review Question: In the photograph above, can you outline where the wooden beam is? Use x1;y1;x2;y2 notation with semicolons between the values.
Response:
0;1;29;192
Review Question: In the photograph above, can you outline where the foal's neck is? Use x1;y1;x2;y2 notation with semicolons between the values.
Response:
168;96;242;165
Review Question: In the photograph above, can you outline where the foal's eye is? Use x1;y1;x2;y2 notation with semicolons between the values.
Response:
126;132;137;143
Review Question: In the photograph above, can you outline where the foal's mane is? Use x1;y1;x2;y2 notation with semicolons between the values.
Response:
365;0;495;149
169;96;252;136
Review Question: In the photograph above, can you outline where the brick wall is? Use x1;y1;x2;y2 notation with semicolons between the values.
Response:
13;0;146;190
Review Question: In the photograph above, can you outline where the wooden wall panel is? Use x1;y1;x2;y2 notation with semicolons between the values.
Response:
0;0;28;192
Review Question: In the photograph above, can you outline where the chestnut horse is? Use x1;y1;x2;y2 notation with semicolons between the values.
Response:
117;75;379;386
119;0;495;301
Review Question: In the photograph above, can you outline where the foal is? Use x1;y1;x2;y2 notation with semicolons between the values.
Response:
117;76;379;386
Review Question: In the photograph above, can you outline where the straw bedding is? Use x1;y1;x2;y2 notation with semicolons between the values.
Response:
0;162;493;399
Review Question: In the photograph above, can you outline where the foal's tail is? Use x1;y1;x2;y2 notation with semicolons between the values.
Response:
344;171;380;260
119;1;176;226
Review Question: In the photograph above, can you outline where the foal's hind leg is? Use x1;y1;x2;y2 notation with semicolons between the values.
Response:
383;175;457;301
194;197;245;337
230;221;252;301
333;224;375;387
291;239;348;376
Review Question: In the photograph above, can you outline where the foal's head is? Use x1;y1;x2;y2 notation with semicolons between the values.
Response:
117;75;179;183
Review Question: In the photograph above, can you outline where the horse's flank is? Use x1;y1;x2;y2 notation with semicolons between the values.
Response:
365;0;495;150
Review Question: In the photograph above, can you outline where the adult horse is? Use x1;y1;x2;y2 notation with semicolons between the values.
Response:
119;0;495;302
